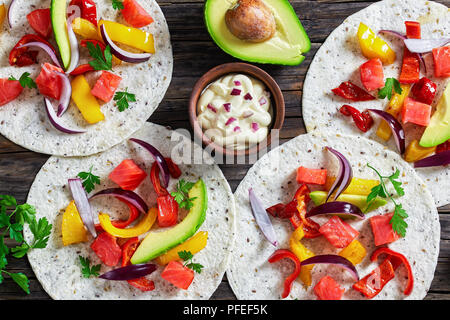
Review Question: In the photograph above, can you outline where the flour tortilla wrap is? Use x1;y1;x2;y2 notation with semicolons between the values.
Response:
302;0;450;206
228;132;439;300
0;0;172;156
24;122;236;299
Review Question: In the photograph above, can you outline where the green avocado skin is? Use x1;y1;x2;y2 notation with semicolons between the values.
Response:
204;0;311;66
130;179;208;265
309;191;387;214
51;0;71;69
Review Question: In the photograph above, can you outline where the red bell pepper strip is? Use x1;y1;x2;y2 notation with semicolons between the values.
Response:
157;194;179;227
165;158;182;179
70;64;95;76
411;77;437;105
69;0;98;26
405;21;421;39
332;81;376;102
266;203;289;218
80;39;106;51
121;237;156;291
9;34;56;67
268;249;302;299
339;105;374;132
352;258;395;298
371;247;414;295
95;198;140;232
292;184;321;238
436;140;450;154
150;161;169;196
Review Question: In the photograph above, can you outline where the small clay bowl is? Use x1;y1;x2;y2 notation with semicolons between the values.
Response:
189;62;285;157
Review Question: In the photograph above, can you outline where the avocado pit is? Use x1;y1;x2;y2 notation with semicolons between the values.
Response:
225;0;276;43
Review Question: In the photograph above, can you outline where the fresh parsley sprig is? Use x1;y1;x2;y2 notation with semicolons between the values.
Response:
87;42;113;71
112;0;124;10
0;195;52;294
9;72;37;89
378;78;402;100
178;250;204;274
171;179;197;210
114;88;136;112
366;164;408;237
79;256;101;278
77;166;101;193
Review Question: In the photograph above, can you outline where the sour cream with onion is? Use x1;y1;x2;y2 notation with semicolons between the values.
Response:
197;74;272;150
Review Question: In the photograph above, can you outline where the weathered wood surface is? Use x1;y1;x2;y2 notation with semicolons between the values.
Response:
0;0;449;300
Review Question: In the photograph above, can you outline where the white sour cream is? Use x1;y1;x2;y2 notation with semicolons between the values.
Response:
197;73;272;150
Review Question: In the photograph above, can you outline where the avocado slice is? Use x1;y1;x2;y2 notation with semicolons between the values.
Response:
420;83;450;147
309;191;387;213
130;179;208;264
204;0;311;65
51;0;71;69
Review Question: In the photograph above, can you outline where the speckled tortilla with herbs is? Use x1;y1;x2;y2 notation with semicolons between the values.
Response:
24;122;236;300
227;132;439;300
302;0;449;206
0;0;172;156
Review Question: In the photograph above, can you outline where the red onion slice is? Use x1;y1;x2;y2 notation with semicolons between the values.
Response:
207;103;217;113
234;80;241;86
65;7;81;73
325;147;353;202
306;201;364;220
17;42;62;68
251;122;259;132
99;264;157;280
90;188;149;214
414;150;450;168
129;138;170;188
100;24;151;63
368;109;406;154
378;30;406;40
7;0;18;28
234;126;241;132
231;88;241;96
68;178;97;238
244;93;253;100
225;117;236;126
45;98;86;134
301;255;359;281
259;97;267;106
404;38;450;54
223;103;231;112
248;188;278;247
55;72;72;117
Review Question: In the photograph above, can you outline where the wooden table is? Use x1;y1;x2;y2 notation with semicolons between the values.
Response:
0;0;449;300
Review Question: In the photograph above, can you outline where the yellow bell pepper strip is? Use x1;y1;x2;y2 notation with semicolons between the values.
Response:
155;231;208;265
338;239;366;265
357;23;396;65
0;4;6;31
71;75;105;124
72;17;102;41
98;20;155;54
325;176;379;196
98;207;157;238
289;226;315;287
404;140;436;162
62;201;88;246
376;84;411;141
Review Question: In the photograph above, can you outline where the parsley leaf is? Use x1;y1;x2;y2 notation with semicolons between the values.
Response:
8;76;17;81
7;272;30;294
87;42;112;71
378;78;402;100
112;0;124;10
18;72;37;89
77;166;101;193
366;163;408;237
79;256;101;278
29;217;52;249
178;250;204;274
171;179;197;210
114;88;136;112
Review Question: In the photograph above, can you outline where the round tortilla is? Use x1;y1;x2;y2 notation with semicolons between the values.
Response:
227;132;439;300
25;122;236;300
302;0;450;206
0;0;172;156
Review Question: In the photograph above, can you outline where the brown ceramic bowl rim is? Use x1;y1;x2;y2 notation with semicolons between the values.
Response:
189;62;285;157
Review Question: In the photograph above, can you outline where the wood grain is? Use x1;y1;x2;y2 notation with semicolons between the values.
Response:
0;0;449;300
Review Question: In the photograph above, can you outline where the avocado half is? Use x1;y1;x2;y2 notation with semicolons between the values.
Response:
204;0;311;66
